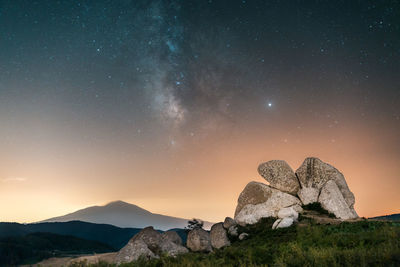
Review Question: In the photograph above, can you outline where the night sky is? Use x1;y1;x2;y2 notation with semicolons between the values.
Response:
1;0;399;222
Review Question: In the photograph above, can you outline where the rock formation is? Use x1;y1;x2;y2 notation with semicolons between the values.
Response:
234;157;358;225
223;217;236;229
128;226;162;253
234;182;301;225
295;157;356;211
210;223;230;249
297;187;319;205
186;228;212;252
258;160;300;195
115;226;188;264
234;182;273;217
114;238;158;264
115;157;358;264
161;231;183;246
159;240;189;257
318;180;358;219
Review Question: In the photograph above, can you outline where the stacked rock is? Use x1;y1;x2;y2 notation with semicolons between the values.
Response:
234;157;358;228
114;157;358;264
187;228;212;252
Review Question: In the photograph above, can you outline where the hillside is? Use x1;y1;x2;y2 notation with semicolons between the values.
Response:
0;232;113;266
41;201;213;230
112;217;400;267
370;213;400;221
0;221;141;250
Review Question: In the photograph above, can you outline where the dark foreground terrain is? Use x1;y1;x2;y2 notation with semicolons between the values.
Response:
0;221;142;250
0;232;113;266
0;221;188;266
70;216;400;267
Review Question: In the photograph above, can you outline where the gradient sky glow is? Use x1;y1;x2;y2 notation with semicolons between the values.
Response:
1;0;399;223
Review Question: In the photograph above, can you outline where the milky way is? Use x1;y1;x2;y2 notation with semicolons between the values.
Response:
0;0;399;222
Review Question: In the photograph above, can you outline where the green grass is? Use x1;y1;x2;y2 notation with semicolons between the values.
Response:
71;218;400;267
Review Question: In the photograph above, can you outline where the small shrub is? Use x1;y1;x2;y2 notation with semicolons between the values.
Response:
185;218;204;232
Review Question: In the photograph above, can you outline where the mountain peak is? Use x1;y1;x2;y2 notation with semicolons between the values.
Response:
105;200;131;207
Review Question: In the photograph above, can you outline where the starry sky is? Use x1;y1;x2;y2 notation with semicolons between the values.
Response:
1;0;399;223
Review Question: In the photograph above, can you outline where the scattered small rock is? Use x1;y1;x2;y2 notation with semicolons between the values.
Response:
228;225;238;236
276;217;294;228
238;233;249;240
272;219;282;229
223;217;236;229
278;206;299;221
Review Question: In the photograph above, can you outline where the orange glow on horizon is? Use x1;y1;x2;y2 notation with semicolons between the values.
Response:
1;119;399;224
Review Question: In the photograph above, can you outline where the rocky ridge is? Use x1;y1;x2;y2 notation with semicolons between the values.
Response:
112;157;358;264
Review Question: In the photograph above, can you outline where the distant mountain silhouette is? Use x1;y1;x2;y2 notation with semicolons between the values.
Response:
0;221;141;250
370;213;400;221
40;200;213;230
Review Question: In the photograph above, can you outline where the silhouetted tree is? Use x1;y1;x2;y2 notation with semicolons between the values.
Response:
185;218;204;232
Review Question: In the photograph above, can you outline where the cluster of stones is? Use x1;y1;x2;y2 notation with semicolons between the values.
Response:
114;226;188;264
234;157;358;227
114;217;248;264
114;157;358;264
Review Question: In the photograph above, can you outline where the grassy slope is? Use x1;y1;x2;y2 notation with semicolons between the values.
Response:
0;221;142;250
73;217;400;267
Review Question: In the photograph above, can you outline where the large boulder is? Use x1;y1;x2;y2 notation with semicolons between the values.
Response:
258;160;300;195
234;187;301;226
128;226;162;253
223;217;236;229
161;231;182;246
234;181;274;217
297;186;319;205
295;157;355;209
115;227;188;263
159;240;188;257
318;180;358;220
114;239;158;264
186;228;212;252
210;223;230;249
